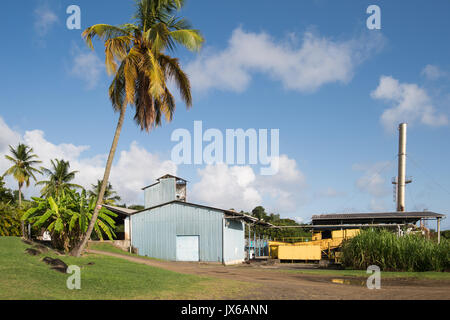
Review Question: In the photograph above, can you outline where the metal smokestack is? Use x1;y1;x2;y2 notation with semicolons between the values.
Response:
397;123;407;212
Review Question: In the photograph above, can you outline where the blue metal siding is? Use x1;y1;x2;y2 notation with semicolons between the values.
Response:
144;178;176;208
131;202;224;262
223;219;245;263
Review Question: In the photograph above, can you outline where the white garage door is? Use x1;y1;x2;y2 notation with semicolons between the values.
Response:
176;236;199;262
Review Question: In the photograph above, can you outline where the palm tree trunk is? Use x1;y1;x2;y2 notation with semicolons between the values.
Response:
70;105;128;257
18;185;25;239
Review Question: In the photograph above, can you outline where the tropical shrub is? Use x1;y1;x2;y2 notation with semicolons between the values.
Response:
0;202;21;236
0;176;14;203
442;230;450;240
341;228;450;272
22;190;117;252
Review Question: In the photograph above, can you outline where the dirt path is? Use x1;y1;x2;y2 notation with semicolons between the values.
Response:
87;249;450;300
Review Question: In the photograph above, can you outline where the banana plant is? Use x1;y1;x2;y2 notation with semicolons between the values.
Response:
68;190;118;241
22;189;117;252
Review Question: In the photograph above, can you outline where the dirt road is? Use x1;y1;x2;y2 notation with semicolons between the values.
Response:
87;250;450;300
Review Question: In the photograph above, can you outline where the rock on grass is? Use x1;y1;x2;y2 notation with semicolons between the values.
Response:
25;248;41;256
42;257;68;273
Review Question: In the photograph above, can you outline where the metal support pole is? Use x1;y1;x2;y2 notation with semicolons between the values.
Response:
266;236;269;256
128;217;132;253
437;218;441;244
253;230;256;258
263;235;266;256
247;224;251;260
258;234;261;257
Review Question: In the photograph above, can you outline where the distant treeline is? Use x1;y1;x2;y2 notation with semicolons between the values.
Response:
243;206;312;241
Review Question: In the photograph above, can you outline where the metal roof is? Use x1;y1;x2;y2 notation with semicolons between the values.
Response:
103;205;137;216
131;200;275;227
157;174;187;182
312;211;445;226
142;174;188;190
141;181;160;191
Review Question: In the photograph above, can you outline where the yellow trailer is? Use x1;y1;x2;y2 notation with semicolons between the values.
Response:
269;229;360;262
277;245;321;261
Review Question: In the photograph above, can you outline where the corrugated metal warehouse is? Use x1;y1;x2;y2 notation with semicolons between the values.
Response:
128;175;259;265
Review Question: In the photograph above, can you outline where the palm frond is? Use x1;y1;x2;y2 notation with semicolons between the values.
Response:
82;24;132;50
159;53;192;106
105;36;132;75
169;29;204;52
109;62;127;111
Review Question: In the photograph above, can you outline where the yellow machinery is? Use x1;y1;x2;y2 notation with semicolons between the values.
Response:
269;229;360;263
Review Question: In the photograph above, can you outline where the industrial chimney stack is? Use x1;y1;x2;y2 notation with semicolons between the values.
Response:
397;123;407;212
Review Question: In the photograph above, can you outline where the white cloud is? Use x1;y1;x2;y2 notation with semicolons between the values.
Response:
316;187;345;198
371;76;448;131
369;198;388;212
0;116;177;205
0;118;21;152
353;161;391;198
24;130;90;162
0;117;305;212
69;45;104;90
421;65;446;81
190;155;306;213
255;155;307;212
352;162;393;213
1;117;304;214
34;4;58;37
0;118;23;187
191;164;262;211
186;27;384;93
292;217;304;224
108;142;177;204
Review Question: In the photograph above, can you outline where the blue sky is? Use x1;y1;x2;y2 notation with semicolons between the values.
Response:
0;0;449;229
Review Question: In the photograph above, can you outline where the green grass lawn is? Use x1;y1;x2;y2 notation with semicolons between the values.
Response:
87;241;163;261
279;267;450;280
0;237;249;300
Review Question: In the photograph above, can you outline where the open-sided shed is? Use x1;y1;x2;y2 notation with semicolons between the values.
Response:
311;211;446;243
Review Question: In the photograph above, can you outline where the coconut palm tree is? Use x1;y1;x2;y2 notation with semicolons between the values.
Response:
3;143;42;238
36;159;83;198
71;0;204;257
89;179;121;205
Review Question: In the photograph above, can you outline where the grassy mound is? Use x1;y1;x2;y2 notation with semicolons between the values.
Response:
87;241;162;261
341;229;450;272
0;237;248;300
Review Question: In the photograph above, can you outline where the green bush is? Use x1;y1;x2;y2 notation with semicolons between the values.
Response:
441;230;450;240
341;229;450;272
0;203;21;236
